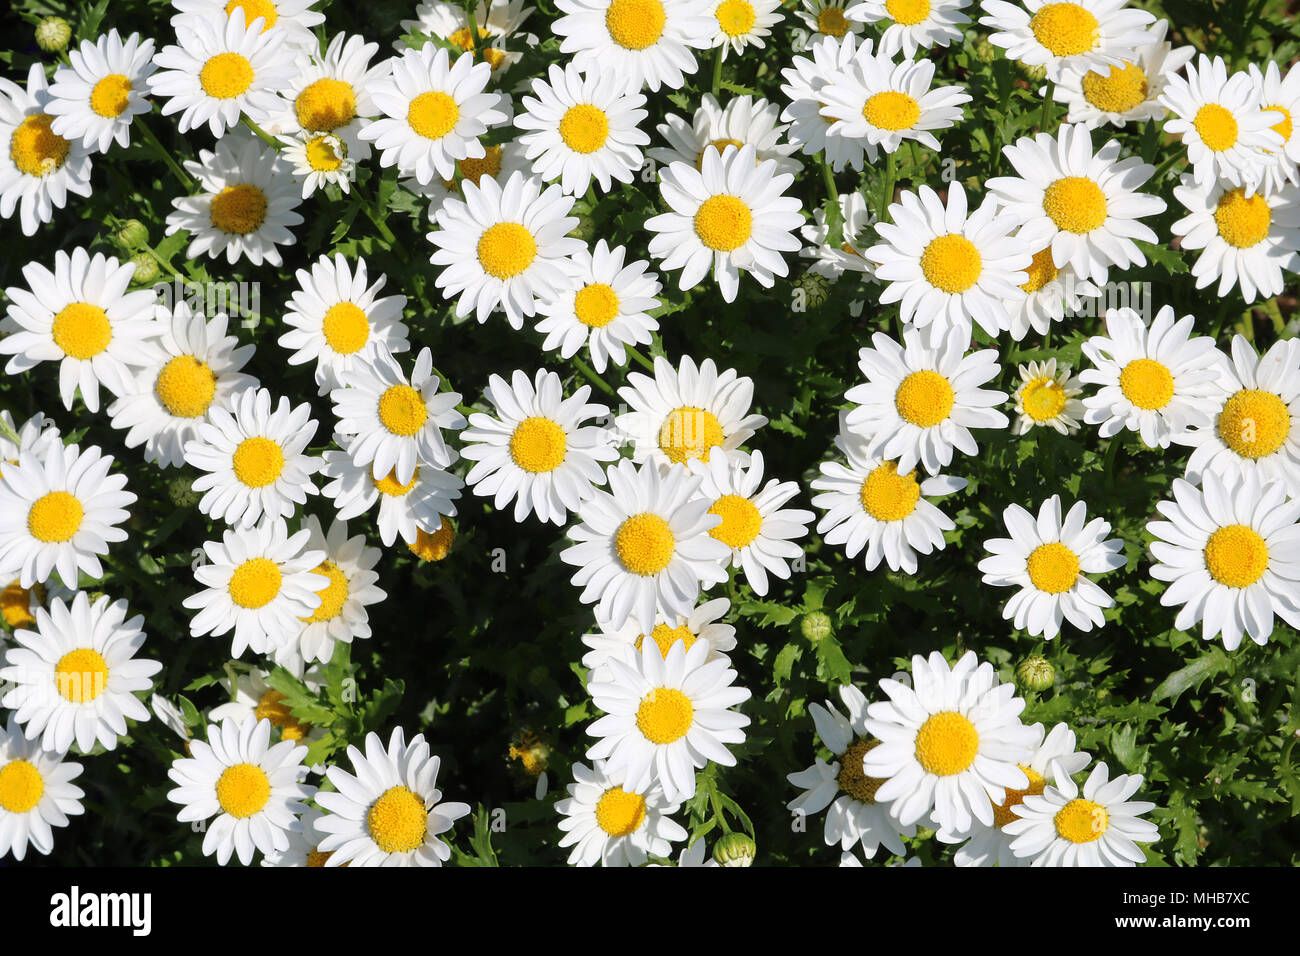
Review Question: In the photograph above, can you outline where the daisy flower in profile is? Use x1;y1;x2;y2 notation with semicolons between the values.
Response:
165;134;305;268
864;650;1037;834
1003;761;1158;866
535;240;662;373
147;8;293;137
0;592;161;755
709;0;784;58
1170;175;1300;304
649;93;801;177
586;638;750;802
0;63;94;237
1159;55;1284;192
560;458;730;632
979;0;1155;81
285;515;386;667
867;183;1029;341
1147;470;1300;651
331;346;464;483
397;0;535;72
184;386;321;529
315;727;470;867
846;0;971;58
1055;20;1194;130
978;495;1126;639
320;447;464;547
514;62;650;196
795;0;864;42
275;33;390;160
359;45;509;186
0;443;135;589
688;450;814;596
45;30;156;154
800;190;875;278
1078;305;1227;449
1002;245;1101;341
580;597;737;685
986;123;1164;285
0;714;83;862
428;171;583;329
779;33;870;171
1011;359;1084;436
616;354;768;470
553;0;713;95
460;368;619;525
2;247;159;414
647;144;803;303
1183;335;1300;496
172;0;327;55
278;132;357;198
843;326;1009;476
786;683;915;859
1249;60;1300;194
166;716;315;866
184;518;326;658
108;301;258;469
811;423;966;573
555;759;687;866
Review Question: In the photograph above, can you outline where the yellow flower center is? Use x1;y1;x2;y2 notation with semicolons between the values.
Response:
226;0;279;29
695;138;746;169
90;74;132;118
228;557;282;609
209;183;268;235
10;114;69;177
377;384;427;437
1193;103;1239;152
215;762;271;819
1267;104;1293;144
859;461;920;522
817;6;849;35
595;786;647;836
51;302;112;359
708;493;762;549
1042;176;1106;233
27;491;83;543
1217;389;1290;459
1203;524;1269;588
0;759;44;814
295;78;357;133
254;688;311;740
1213;188;1271;248
1054;798;1108;843
634;623;697;657
456;145;503;186
992;765;1046;828
615;513;675;575
367;785;428;853
155;355;217;418
54;647;108;703
1029;2;1099;56
658;406;726;463
716;0;757;36
0;580;42;630
374;467;418;496
884;0;930;25
635;687;694;744
199;52;255;99
693;194;753;252
914;711;979;776
573;282;620;327
477;222;537;279
306;848;333;866
1020;376;1068;422
605;0;667;49
232;436;285;487
862;90;921;131
509;416;567;473
1081;61;1148;114
305;135;344;172
559;103;610;154
894;369;955;427
321;302;370;354
1020;246;1059;294
919;233;982;293
1118;357;1174;410
407;90;460;140
302;560;349;623
837;738;886;803
409;521;455;560
448;26;487;52
1026;541;1080;594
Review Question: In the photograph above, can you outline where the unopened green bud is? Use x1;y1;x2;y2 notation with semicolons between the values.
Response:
1020;62;1048;82
569;212;597;242
115;219;149;250
973;37;996;64
129;251;159;286
712;831;756;867
36;17;71;53
800;610;832;643
166;475;201;509
1016;655;1055;692
795;271;831;309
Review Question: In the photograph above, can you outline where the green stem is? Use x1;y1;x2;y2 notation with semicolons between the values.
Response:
141;239;184;279
356;180;398;246
1039;80;1056;132
878;149;896;223
136;117;194;191
1150;149;1184;187
1236;0;1267;65
625;346;657;373
241;115;279;149
710;45;724;98
571;355;616;397
821;157;837;205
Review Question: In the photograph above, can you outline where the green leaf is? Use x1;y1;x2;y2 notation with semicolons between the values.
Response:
1152;648;1230;705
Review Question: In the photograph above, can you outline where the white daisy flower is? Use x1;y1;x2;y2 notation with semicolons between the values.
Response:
260;807;329;866
786;683;916;858
1078;305;1228;449
1055;20;1194;129
1011;359;1084;435
314;727;471;867
45;29;156;154
397;0;536;72
0;714;84;862
863;649;1038;833
553;0;714;95
208;668;321;743
586;638;751;802
274;32;390;160
277;131;357;198
649;93;802;178
709;0;784;58
795;0;865;42
843;326;1009;476
171;0;327;55
555;759;687;866
1002;245;1101;341
1248;60;1300;195
779;33;871;170
1;247;160;413
183;386;321;529
977;494;1126;639
1147;470;1300;651
320;447;463;547
647;144;803;302
0;592;161;755
580;596;737;685
166;716;315;866
0;577;73;634
800;190;876;278
662;838;718;866
846;0;971;59
0;411;60;473
979;0;1156;81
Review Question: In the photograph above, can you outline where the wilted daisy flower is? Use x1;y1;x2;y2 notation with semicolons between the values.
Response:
868;183;1030;341
147;7;294;137
0;63;94;236
1183;335;1300;496
315;727;470;867
172;0;327;55
184;518;326;658
0;411;60;474
979;0;1155;81
843;326;1009;476
514;62;649;196
428;170;583;329
461;369;619;525
1002;245;1101;341
0;714;83;862
166;716;315;866
846;0;971;58
864;650;1037;833
580;597;737;684
709;0;783;57
1003;761;1158;866
184;386;321;528
553;0;713;94
397;0;535;72
0;443;135;589
1147;470;1300;651
647;144;803;302
1055;20;1194;129
780;33;871;170
795;0;864;41
360;45;509;186
0;592;161;755
166;133;305;268
209;669;320;742
786;683;916;858
45;29;156;153
278;131;356;197
320;446;464;546
1170;175;1300;304
284;515;387;666
556;759;687;866
1249;60;1300;194
275;33;389;160
108;302;258;469
1079;305;1227;449
978;495;1126;639
650;93;801;177
561;458;730;631
1;247;159;413
800;190;875;278
616;354;768;470
1011;359;1084;435
586;638;751;802
987;123;1164;285
1160;55;1285;193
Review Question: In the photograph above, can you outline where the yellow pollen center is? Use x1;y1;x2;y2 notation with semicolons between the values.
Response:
377;384;428;437
1026;541;1080;593
1203;524;1269;588
837;738;886;803
658;406;726;463
708;494;763;549
254;688;310;740
817;7;849;35
374;467;418;496
0;760;44;814
1021;377;1068;422
215;762;271;818
992;765;1046;828
156;355;217;418
448;26;486;52
920;233;982;292
636;687;694;744
0;580;42;630
696;138;746;169
1055;798;1108;843
231;436;285;487
895;370;955;427
199;52;254;99
1043;176;1106;233
477;222;537;279
558;103;610;154
457;145;503;186
1194;103;1239;152
10;114;69;176
27;491;83;543
1217;389;1290;459
305;135;344;172
573;283;620;327
1213;188;1271;248
51;302;112;359
303;560;349;623
407;90;460;140
1268;105;1293;143
914;711;979;776
54;647;108;703
295;78;357;132
693;194;753;252
716;0;757;36
306;848;333;866
859;461;920;522
595;786;647;836
1118;358;1174;410
321;302;370;354
367;785;428;853
863;91;921;131
884;0;930;24
1020;246;1060;293
634;623;697;657
90;74;132;118
509;416;567;473
605;0;667;49
1029;2;1099;56
409;521;454;560
226;0;279;29
1081;61;1148;113
615;513;676;576
209;183;268;234
228;557;282;609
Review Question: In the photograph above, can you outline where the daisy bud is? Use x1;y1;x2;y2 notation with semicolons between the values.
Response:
712;831;756;867
973;37;996;64
800;610;832;643
166;474;201;509
1020;62;1047;82
114;219;149;251
795;271;831;309
128;251;159;286
35;16;71;53
569;212;598;242
1016;655;1055;692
